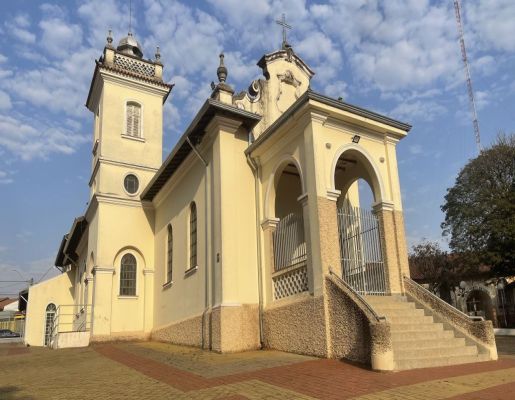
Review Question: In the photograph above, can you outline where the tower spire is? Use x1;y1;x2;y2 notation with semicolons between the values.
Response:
129;0;133;34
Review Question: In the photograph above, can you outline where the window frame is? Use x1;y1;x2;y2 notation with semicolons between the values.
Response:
119;253;137;297
166;224;173;284
123;100;143;139
123;172;140;196
189;202;198;270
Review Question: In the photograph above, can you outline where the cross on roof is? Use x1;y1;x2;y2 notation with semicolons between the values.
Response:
276;13;292;49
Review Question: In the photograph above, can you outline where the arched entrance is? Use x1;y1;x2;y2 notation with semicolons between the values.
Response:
333;149;387;295
44;303;57;347
466;290;494;321
268;160;309;299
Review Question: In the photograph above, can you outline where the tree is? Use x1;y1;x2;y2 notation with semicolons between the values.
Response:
441;134;515;276
409;240;450;294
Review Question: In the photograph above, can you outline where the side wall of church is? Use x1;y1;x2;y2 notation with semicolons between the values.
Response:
152;152;208;345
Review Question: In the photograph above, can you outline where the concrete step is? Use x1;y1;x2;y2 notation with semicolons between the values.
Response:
391;329;455;341
394;344;478;360
390;322;444;332
392;337;466;350
374;307;425;317
394;353;490;371
370;302;418;311
364;295;408;303
387;315;434;324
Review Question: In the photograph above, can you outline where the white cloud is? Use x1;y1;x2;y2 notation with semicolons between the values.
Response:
466;0;515;53
0;54;7;63
77;0;127;49
5;14;36;44
0;170;13;184
389;100;446;122
39;18;83;59
0;91;12;110
0;114;89;161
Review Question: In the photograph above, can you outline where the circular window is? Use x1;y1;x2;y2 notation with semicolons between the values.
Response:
124;174;139;194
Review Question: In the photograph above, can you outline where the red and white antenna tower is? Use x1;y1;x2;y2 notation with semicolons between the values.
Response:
454;0;482;153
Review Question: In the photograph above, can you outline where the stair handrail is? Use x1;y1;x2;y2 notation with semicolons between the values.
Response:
403;275;495;346
329;268;386;323
403;275;471;318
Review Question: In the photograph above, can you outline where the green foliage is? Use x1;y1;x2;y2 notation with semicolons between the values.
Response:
441;134;515;276
409;240;450;293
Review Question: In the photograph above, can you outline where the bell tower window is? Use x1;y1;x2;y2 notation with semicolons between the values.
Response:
126;101;142;137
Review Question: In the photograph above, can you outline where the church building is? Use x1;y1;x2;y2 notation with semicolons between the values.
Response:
24;25;497;371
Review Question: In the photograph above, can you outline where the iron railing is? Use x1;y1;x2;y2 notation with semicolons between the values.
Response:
272;213;307;271
47;304;92;348
337;204;387;295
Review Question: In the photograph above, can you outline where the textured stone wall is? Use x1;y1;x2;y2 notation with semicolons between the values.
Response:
393;210;410;281
325;277;372;363
211;304;260;353
376;209;400;293
316;196;341;275
325;274;393;370
152;305;259;353
151;314;203;347
263;293;328;357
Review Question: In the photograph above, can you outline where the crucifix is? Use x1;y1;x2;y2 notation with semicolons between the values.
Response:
276;13;292;49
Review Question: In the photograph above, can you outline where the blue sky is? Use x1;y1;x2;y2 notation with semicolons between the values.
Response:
1;0;514;295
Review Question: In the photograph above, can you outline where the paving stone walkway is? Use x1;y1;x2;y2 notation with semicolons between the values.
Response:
1;339;514;399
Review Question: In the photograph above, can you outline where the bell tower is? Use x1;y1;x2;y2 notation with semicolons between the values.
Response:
86;30;172;200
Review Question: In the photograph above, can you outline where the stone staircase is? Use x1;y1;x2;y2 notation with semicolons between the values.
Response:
364;295;490;370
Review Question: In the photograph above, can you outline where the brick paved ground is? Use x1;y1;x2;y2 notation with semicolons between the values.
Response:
1;337;514;400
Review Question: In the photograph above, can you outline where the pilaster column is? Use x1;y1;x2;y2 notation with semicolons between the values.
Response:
91;267;114;337
373;201;408;294
142;269;154;333
261;218;279;305
312;190;342;294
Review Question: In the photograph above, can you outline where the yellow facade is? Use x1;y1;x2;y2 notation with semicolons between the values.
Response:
26;32;471;370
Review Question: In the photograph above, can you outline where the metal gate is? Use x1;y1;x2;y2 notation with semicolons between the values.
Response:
337;204;387;295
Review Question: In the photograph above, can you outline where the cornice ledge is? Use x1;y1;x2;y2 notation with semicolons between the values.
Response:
372;200;395;212
261;217;280;230
93;266;115;275
326;189;341;202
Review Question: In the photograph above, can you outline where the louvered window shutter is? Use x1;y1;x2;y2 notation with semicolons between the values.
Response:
126;103;141;137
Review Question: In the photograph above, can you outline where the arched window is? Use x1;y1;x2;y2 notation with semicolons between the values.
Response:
167;225;173;282
120;253;137;296
126;102;141;137
190;202;197;268
44;303;57;346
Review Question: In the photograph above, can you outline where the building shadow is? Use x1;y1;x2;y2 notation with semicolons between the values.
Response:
0;386;34;400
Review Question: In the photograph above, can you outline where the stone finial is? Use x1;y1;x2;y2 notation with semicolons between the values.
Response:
107;29;113;47
155;46;162;64
217;53;227;83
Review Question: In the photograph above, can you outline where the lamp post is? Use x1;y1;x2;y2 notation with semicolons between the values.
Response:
497;279;508;328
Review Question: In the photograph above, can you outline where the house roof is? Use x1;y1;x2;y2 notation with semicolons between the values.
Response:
0;298;18;311
140;98;261;202
246;90;411;155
